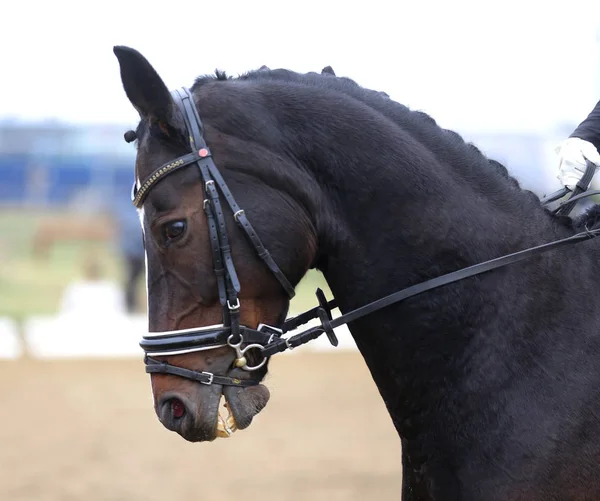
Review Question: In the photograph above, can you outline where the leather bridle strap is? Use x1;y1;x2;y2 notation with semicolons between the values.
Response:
554;160;598;216
139;324;276;354
132;151;201;207
262;226;600;357
174;86;295;300
206;162;296;298
202;177;230;307
133;86;297;349
145;356;260;386
540;160;597;214
174;88;244;345
281;297;337;333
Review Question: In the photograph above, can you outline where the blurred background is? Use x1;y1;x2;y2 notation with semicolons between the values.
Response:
1;1;600;499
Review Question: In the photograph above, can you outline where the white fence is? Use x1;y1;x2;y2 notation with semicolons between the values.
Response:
0;313;356;360
23;313;147;359
0;317;22;359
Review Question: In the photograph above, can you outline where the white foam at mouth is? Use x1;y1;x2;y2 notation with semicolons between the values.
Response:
216;396;237;438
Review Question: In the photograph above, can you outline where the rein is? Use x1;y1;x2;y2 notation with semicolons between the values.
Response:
133;86;600;388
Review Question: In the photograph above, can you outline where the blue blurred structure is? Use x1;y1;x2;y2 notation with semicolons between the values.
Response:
0;120;135;208
0;119;576;208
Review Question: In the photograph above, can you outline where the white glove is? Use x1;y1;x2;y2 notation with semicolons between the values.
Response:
555;137;600;190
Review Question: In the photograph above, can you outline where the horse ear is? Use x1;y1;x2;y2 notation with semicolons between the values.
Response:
321;66;336;76
113;45;174;123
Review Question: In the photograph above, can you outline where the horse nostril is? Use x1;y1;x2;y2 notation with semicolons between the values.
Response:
170;398;186;419
157;394;190;427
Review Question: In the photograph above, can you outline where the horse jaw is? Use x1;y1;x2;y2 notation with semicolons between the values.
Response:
223;383;271;431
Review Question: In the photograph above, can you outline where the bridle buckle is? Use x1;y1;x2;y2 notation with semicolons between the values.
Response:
285;337;295;351
201;371;214;385
234;209;245;222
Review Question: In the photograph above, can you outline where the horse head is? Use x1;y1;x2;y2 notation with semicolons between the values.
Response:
114;46;320;442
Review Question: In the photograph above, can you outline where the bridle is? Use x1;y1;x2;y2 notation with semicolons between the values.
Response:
132;86;600;388
133;88;296;386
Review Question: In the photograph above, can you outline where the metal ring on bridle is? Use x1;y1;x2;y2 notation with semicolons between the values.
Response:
238;344;268;370
226;333;268;371
227;333;243;349
234;209;245;222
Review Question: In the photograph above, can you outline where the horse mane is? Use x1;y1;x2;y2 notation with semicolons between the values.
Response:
191;67;586;230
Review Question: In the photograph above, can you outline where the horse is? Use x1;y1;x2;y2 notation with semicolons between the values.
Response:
113;45;600;500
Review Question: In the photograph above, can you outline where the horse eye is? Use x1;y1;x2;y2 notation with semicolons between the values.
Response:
162;220;187;243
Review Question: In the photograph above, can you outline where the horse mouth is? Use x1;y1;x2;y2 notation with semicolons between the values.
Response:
219;383;270;438
216;399;239;438
158;382;271;443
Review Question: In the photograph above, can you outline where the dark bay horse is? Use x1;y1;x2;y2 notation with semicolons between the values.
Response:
113;45;600;500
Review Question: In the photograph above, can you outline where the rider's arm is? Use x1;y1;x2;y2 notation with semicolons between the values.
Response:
556;99;600;190
570;99;600;151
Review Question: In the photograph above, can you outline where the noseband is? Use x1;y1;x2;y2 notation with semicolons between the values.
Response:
133;87;600;389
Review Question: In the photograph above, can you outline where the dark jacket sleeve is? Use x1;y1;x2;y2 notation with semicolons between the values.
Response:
570;99;600;151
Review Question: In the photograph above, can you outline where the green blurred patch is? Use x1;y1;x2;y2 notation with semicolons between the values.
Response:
0;209;330;321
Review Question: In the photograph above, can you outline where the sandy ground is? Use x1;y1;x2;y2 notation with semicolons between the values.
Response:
0;352;403;501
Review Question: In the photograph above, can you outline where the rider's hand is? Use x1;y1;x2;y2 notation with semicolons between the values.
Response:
556;137;600;190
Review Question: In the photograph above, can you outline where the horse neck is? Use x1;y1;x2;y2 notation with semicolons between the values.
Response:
294;107;566;304
289;100;574;430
